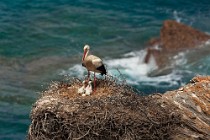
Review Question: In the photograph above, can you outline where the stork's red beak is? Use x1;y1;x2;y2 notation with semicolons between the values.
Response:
82;49;87;61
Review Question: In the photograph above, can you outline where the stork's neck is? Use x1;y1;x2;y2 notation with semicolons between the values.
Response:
82;49;89;61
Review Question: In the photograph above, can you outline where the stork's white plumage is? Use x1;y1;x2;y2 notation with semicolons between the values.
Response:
82;45;107;91
77;81;86;94
84;81;93;96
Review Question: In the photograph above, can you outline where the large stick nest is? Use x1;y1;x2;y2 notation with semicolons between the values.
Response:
27;76;182;140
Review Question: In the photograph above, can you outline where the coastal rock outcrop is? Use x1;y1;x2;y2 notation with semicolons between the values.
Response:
156;76;210;139
27;76;210;140
144;20;210;75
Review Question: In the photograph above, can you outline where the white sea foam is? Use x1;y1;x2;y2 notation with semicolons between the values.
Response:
105;50;160;81
173;52;188;66
59;64;86;78
105;53;185;88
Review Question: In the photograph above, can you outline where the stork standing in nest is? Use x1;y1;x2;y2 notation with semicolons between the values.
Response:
82;45;107;91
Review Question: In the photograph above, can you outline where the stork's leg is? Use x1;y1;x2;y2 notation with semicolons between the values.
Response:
87;71;90;81
94;72;96;92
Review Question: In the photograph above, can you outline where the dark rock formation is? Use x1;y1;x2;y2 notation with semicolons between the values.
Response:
144;20;210;75
27;76;210;140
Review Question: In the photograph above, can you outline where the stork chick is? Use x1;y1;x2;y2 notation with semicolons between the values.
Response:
77;81;86;94
84;81;93;96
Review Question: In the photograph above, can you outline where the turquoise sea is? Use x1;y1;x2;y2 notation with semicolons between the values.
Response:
0;0;210;139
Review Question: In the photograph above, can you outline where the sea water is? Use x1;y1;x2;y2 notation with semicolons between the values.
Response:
0;0;210;139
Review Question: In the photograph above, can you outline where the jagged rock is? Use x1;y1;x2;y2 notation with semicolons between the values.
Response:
144;20;210;75
27;76;210;140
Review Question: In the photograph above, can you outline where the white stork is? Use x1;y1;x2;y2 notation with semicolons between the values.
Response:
82;45;107;91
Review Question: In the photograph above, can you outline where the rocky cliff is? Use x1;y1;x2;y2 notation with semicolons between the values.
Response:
27;76;210;140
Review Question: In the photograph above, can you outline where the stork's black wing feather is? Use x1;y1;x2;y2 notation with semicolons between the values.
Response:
96;64;107;75
82;63;86;67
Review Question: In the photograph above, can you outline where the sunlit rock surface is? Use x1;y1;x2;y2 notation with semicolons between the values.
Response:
28;76;210;140
157;76;210;139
